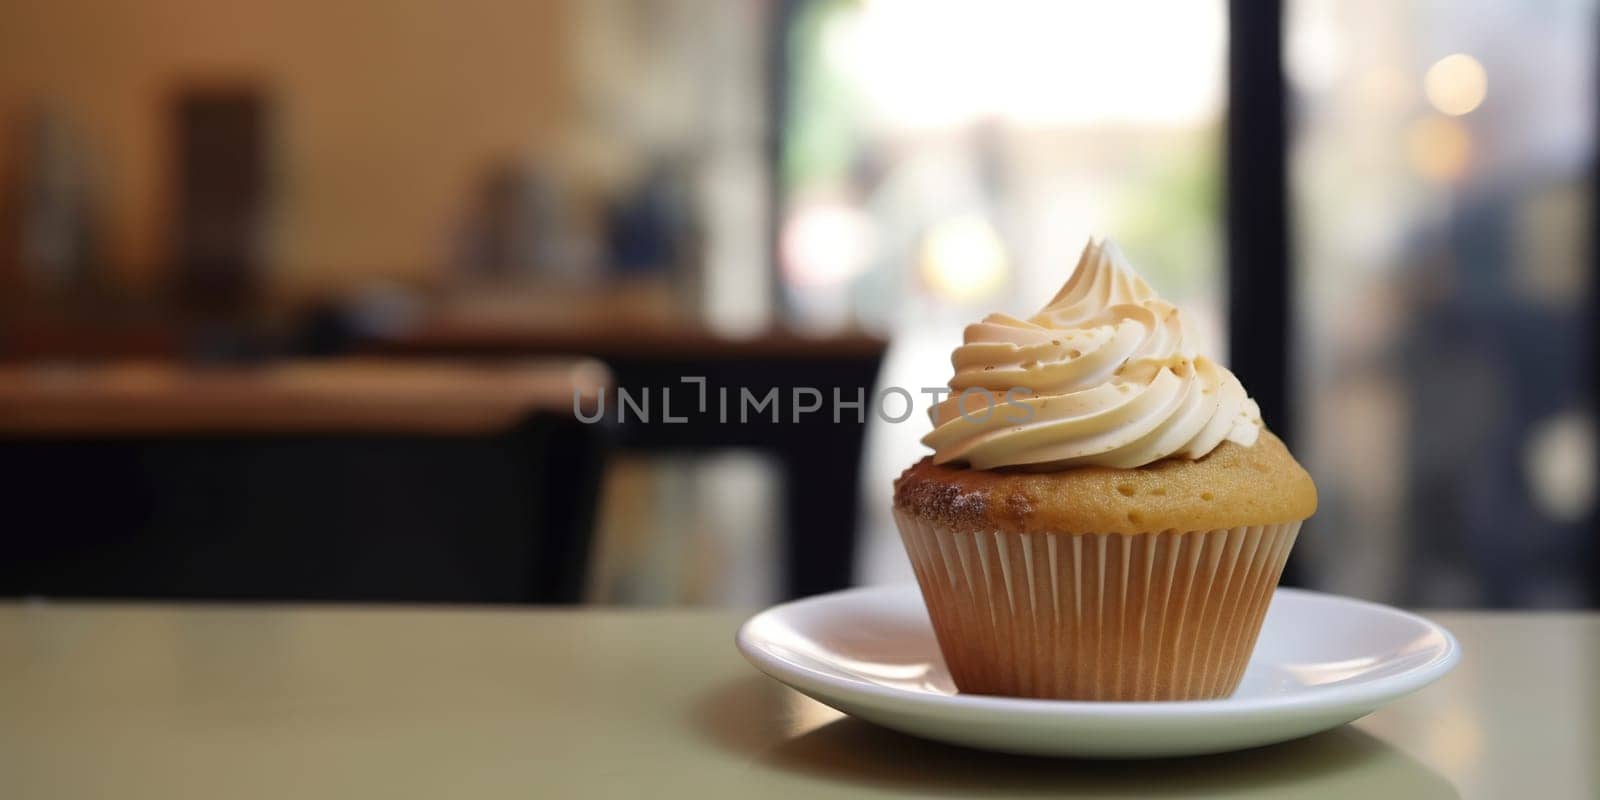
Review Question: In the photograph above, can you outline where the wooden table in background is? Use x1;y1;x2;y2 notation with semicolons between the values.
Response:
0;603;1591;798
0;359;608;436
1;283;889;600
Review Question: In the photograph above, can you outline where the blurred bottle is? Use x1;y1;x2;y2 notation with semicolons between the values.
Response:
4;108;100;304
455;160;593;285
604;160;694;279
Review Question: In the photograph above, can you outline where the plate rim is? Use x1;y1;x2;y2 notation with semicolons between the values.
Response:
736;584;1461;719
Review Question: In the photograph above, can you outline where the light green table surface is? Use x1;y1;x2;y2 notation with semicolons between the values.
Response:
0;603;1594;799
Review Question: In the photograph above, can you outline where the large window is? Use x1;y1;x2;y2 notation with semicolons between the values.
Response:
780;0;1233;583
1289;0;1595;606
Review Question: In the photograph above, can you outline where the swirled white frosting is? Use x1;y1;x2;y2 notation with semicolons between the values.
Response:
923;238;1261;470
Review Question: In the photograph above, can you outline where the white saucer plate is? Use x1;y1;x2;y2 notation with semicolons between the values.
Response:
737;584;1460;758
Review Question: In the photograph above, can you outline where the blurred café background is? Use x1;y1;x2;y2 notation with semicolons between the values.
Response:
1;0;1595;609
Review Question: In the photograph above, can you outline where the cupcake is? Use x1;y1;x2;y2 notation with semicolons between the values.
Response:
893;238;1316;701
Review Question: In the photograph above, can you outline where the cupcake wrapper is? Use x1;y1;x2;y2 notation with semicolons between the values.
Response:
894;511;1302;701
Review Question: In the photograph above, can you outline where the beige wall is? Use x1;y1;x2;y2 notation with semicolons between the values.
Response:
0;0;571;297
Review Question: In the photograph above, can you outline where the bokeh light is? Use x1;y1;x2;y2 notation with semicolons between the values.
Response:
780;204;875;289
1406;116;1473;181
1423;53;1488;116
919;216;1008;302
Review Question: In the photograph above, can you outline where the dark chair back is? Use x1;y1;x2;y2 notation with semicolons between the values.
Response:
0;360;610;603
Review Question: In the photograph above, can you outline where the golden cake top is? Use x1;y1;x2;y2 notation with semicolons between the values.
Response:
895;431;1316;534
